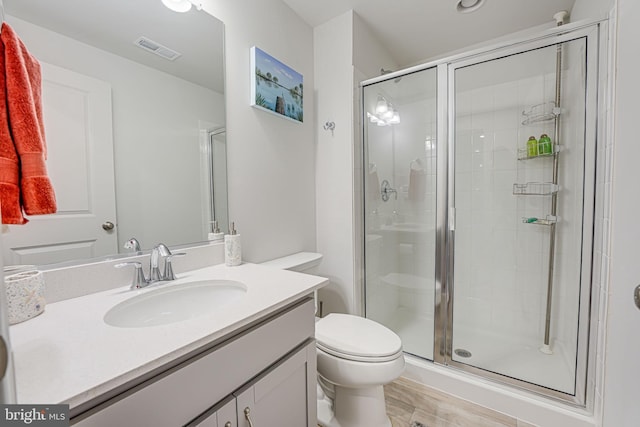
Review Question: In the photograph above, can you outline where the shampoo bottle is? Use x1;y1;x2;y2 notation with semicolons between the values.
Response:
224;222;241;266
539;134;553;154
526;136;538;157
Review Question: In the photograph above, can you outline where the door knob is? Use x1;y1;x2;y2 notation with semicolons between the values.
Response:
102;221;115;231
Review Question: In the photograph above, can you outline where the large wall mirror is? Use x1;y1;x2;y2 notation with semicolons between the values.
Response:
2;0;227;267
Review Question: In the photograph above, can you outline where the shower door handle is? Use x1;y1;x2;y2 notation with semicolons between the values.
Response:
449;207;456;231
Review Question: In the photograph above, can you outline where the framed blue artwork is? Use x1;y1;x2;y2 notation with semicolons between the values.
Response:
250;46;303;123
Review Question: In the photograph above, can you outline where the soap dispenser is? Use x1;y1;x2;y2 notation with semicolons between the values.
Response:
224;222;242;266
208;221;225;243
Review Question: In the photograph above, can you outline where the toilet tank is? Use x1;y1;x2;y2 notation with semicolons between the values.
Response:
261;252;323;274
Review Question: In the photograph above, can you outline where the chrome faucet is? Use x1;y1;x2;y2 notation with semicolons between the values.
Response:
123;237;142;254
149;243;171;283
163;252;185;281
115;261;149;290
116;243;186;290
149;243;186;283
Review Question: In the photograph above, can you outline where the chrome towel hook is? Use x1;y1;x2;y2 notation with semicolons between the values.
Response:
323;121;336;136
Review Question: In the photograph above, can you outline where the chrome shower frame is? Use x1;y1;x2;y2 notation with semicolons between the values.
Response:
360;18;608;408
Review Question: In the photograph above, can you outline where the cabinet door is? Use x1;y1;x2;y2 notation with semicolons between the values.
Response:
235;341;316;427
187;396;237;427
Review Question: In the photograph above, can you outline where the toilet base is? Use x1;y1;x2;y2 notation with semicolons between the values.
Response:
317;383;391;427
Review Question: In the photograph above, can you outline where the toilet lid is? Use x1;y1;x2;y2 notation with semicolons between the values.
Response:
315;314;402;361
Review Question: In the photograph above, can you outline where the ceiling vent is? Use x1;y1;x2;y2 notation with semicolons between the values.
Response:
134;36;182;61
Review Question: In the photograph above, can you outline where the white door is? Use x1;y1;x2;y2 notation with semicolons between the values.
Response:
2;62;117;266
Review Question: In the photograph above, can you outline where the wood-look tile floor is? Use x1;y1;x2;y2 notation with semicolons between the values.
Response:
384;377;538;427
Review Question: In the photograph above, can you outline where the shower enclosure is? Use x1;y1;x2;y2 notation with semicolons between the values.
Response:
362;22;600;403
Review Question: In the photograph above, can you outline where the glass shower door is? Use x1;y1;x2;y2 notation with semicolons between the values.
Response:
448;35;595;396
363;68;438;360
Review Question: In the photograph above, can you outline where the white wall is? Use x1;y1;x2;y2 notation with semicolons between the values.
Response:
314;11;355;314
314;11;399;315
602;0;640;425
571;0;614;22
6;15;225;250
352;14;400;315
202;0;316;263
352;13;398;79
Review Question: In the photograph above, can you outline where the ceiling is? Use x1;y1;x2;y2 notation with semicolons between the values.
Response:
4;0;225;93
4;0;577;94
282;0;577;67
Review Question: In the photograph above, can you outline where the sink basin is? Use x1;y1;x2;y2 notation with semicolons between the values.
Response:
104;280;247;328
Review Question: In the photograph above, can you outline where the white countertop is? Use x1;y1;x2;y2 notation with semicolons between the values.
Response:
9;263;328;408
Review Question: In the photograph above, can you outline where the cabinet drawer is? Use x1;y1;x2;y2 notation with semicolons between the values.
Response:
73;297;314;426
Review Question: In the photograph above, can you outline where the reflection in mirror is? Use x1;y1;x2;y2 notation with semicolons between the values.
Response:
206;129;229;233
1;0;227;267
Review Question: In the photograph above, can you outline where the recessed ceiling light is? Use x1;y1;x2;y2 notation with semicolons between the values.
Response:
456;0;486;14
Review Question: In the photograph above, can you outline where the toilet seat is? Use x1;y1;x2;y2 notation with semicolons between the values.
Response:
317;342;403;363
316;314;403;363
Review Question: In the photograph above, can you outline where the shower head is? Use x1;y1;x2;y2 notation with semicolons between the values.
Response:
553;10;569;26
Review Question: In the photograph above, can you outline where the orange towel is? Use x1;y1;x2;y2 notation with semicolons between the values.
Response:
0;23;56;224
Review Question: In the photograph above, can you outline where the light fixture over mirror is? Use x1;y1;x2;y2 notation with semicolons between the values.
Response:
2;0;227;268
161;0;203;13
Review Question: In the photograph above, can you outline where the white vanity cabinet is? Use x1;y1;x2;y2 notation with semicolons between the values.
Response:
73;297;317;427
189;340;316;427
233;341;315;427
189;396;237;427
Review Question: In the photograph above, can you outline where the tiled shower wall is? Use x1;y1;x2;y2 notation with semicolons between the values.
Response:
364;70;438;334
453;40;588;366
365;39;592;378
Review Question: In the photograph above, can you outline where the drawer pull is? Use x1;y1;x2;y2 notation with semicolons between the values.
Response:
244;407;254;427
224;422;232;427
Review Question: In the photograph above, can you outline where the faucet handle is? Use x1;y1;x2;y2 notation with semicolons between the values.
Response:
163;253;186;281
115;262;147;290
123;237;142;254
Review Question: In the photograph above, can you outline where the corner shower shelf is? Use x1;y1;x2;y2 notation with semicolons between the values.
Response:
521;102;562;126
522;215;557;226
513;182;559;196
517;145;559;161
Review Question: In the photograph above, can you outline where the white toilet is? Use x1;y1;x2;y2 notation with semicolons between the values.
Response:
262;252;405;427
